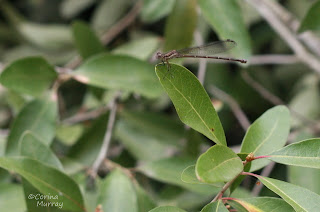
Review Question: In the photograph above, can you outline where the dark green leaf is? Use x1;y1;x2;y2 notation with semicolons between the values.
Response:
196;145;243;183
0;157;85;211
155;64;226;145
68;113;108;166
0;57;57;97
72;21;104;59
6;98;57;156
298;1;320;32
164;0;197;51
198;0;251;58
98;168;138;212
240;106;290;171
72;54;163;98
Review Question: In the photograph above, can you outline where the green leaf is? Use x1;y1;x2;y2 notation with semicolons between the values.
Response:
198;0;251;59
68;113;108;166
240;106;290;171
19;131;63;170
141;0;175;23
0;157;85;211
230;153;251;194
163;0;197;51
134;183;156;212
196;145;243;183
56;124;84;146
256;175;320;211
269;138;320;168
181;165;223;187
201;201;229;212
0;57;58;97
288;166;320;195
92;0;132;32
72;21;104;59
112;36;160;60
155;64;226;145
298;1;320;32
115;110;183;161
6;98;57;156
60;0;96;19
138;157;221;195
72;54;163;98
98;168;138;212
0;183;26;212
149;206;186;212
228;197;295;212
18;22;73;50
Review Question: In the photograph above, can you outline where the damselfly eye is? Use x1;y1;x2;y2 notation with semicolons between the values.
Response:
156;52;162;59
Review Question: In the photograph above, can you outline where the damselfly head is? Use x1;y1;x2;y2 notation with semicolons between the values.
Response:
156;52;163;59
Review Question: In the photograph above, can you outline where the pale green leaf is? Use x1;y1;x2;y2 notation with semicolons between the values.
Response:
0;57;57;97
0;183;26;212
60;0;96;19
115;110;184;161
72;54;163;98
6;98;57;156
149;206;186;212
92;0;132;32
18;22;73;50
112;36;160;60
181;165;223;187
155;64;226;145
269;138;320;168
141;0;175;23
138;157;221;195
201;201;229;212
19;131;63;170
228;197;295;212
240;106;290;171
257;176;320;212
98;169;138;212
196;145;243;183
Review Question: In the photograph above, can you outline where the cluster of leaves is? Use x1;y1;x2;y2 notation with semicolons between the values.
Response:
0;0;320;212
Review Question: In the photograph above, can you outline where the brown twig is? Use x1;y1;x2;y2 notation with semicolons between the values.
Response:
262;0;320;57
90;91;121;178
246;0;320;75
209;85;251;131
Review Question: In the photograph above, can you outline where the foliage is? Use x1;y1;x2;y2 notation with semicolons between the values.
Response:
0;0;320;212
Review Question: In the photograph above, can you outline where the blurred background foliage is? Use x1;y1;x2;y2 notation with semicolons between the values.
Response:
0;0;320;211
